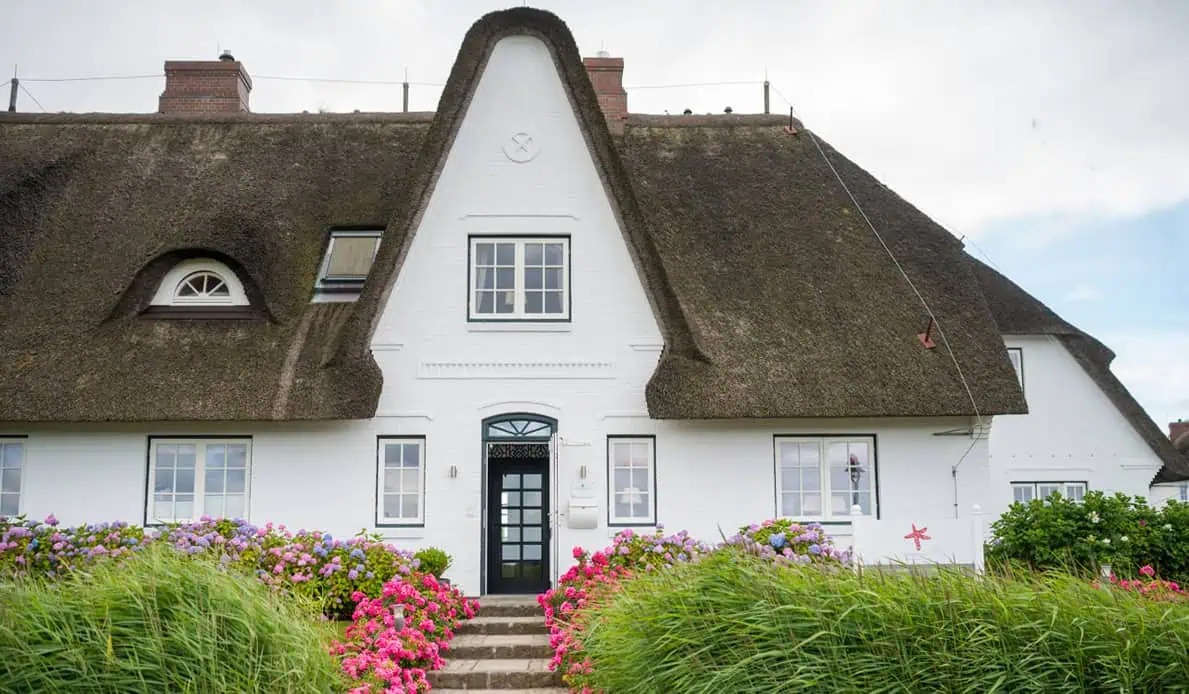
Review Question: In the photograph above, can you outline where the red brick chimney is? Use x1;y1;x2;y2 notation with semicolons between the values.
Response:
583;51;626;133
1171;420;1189;449
159;50;252;114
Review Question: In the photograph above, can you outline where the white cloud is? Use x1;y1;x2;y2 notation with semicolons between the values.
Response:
3;0;1187;239
1101;332;1189;430
1063;285;1103;303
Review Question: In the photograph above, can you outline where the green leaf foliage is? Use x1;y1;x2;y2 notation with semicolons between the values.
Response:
987;491;1189;580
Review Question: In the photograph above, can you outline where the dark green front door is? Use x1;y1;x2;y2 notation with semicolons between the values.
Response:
487;459;550;594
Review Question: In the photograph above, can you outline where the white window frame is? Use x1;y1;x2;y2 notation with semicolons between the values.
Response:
0;438;26;517
146;438;252;524
1012;481;1086;504
376;438;426;526
774;436;878;521
151;259;249;307
468;237;570;321
1007;347;1024;392
607;436;657;526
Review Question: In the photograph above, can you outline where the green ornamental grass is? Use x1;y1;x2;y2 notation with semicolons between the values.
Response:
578;551;1189;694
0;544;343;693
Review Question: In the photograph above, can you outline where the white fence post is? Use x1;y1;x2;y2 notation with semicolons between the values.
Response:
850;504;863;574
971;504;985;574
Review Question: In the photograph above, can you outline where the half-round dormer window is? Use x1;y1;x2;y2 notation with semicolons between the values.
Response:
150;259;249;307
174;271;231;304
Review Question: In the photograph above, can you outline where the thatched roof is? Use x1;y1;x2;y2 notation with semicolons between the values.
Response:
0;7;1027;423
968;258;1189;484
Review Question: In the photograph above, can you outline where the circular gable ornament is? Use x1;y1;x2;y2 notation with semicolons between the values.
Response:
503;132;540;163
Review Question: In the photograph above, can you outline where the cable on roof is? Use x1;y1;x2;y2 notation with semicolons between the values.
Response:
17;82;47;112
21;74;162;82
624;80;763;90
254;75;444;87
960;234;1005;274
787;97;986;519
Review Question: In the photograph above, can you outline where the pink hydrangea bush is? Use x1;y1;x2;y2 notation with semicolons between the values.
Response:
539;528;709;692
0;514;416;618
539;522;848;692
332;572;479;693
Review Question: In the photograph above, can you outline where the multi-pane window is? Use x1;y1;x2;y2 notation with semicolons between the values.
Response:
1012;481;1086;504
1007;348;1024;391
150;259;249;308
608;437;655;525
148;439;250;523
0;439;24;516
775;437;876;519
470;237;569;320
378;438;425;525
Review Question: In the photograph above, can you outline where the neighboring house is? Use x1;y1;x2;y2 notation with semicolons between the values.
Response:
0;8;1182;595
1162;421;1189;503
968;261;1189;515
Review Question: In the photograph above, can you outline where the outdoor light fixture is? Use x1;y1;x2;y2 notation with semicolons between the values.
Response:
579;464;587;479
449;465;458;478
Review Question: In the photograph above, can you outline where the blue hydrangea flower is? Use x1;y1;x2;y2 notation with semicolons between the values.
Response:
808;544;822;555
769;532;786;549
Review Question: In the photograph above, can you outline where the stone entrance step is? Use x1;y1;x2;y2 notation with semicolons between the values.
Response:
459;615;549;635
477;595;543;618
428;657;561;689
450;633;553;660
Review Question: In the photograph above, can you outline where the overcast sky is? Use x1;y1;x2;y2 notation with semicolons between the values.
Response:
3;0;1187;427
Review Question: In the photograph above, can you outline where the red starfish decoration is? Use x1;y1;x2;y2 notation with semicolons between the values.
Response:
904;524;931;551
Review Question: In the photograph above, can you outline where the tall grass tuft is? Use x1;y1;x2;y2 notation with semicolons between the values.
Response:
0;544;343;693
578;551;1189;694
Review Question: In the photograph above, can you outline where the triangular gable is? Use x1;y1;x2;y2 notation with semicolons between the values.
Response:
334;7;704;371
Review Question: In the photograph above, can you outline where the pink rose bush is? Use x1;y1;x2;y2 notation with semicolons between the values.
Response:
0;514;417;618
541;523;846;692
333;572;479;693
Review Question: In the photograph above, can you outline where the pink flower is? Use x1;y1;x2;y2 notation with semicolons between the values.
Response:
1140;565;1156;577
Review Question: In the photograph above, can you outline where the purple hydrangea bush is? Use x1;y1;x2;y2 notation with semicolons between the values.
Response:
723;518;852;566
0;514;416;618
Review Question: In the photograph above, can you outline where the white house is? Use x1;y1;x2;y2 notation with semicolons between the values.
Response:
1;8;1184;596
967;261;1189;517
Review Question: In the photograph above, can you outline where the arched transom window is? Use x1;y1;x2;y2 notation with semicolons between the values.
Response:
484;415;555;441
150;258;249;307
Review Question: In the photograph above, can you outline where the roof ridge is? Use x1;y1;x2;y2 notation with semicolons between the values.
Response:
0;112;436;124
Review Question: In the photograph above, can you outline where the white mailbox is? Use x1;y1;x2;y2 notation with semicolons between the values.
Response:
567;499;599;529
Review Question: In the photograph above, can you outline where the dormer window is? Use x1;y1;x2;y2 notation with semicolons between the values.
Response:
174;271;232;304
148;258;249;315
314;229;382;302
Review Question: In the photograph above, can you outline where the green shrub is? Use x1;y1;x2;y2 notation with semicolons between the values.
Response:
577;552;1189;694
0;544;343;693
413;547;452;578
987;491;1189;580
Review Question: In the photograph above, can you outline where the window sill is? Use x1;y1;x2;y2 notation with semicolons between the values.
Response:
607;524;657;537
379;527;425;540
467;323;573;333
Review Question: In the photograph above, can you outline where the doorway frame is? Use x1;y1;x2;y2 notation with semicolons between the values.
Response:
480;412;557;595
